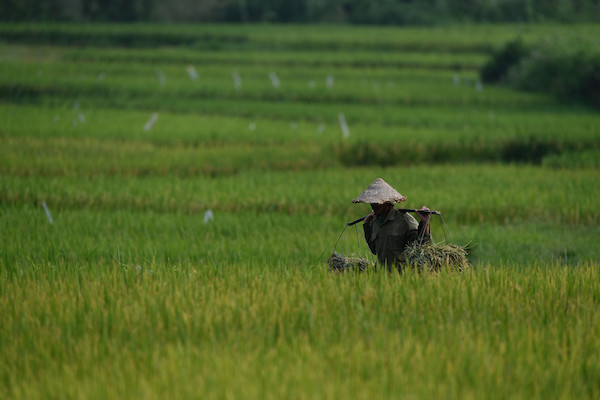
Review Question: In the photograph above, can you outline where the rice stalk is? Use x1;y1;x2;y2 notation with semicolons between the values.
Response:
327;252;372;273
403;242;471;273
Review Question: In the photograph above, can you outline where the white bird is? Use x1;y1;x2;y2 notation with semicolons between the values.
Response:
203;209;214;224
42;202;54;224
269;72;280;89
338;113;350;138
186;65;198;81
143;113;159;131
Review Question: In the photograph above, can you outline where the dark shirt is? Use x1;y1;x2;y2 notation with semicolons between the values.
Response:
363;209;430;270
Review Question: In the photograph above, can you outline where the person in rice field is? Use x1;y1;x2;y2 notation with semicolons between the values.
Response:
354;178;432;272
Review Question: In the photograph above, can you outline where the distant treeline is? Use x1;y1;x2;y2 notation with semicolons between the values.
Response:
2;0;600;24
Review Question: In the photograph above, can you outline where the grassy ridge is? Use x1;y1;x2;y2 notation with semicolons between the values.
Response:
2;102;599;167
2;202;599;269
0;56;512;107
3;22;600;50
2;163;599;270
61;47;488;69
2;166;599;224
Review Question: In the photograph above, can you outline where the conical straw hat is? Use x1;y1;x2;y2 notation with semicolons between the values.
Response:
352;178;406;204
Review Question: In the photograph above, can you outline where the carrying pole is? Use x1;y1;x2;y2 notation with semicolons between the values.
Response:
346;209;441;226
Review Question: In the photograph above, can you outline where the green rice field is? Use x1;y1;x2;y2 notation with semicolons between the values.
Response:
1;23;599;399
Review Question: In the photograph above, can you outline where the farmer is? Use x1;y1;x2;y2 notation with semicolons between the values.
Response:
353;178;431;272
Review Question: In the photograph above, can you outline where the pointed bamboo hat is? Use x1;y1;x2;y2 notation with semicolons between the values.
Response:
352;178;406;204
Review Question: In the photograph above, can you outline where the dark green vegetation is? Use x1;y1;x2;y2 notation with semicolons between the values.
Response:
1;23;599;399
4;0;600;23
482;35;600;108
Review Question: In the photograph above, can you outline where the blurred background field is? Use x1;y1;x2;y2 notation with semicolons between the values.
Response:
2;23;599;266
1;21;600;399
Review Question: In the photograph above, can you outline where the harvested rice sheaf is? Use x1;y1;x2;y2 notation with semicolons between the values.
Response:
403;242;471;273
328;252;372;272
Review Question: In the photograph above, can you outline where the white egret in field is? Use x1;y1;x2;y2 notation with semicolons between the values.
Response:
186;65;198;81
72;112;85;126
453;73;460;87
143;113;159;131
41;202;54;224
338;113;350;138
203;209;214;224
269;72;280;89
156;69;166;85
232;71;242;90
326;74;334;88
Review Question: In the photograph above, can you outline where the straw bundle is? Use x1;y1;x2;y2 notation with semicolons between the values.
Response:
403;242;471;273
328;252;372;273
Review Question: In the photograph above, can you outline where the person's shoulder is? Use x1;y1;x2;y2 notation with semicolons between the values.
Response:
394;209;412;217
396;209;418;225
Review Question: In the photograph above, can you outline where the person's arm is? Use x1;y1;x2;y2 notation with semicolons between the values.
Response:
405;206;431;245
364;210;376;224
363;213;377;255
415;206;431;235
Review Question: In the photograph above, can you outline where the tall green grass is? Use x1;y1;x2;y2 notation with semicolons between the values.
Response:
2;262;599;399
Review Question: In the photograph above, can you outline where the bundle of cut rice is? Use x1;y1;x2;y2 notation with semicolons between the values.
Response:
403;242;470;273
328;252;372;273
